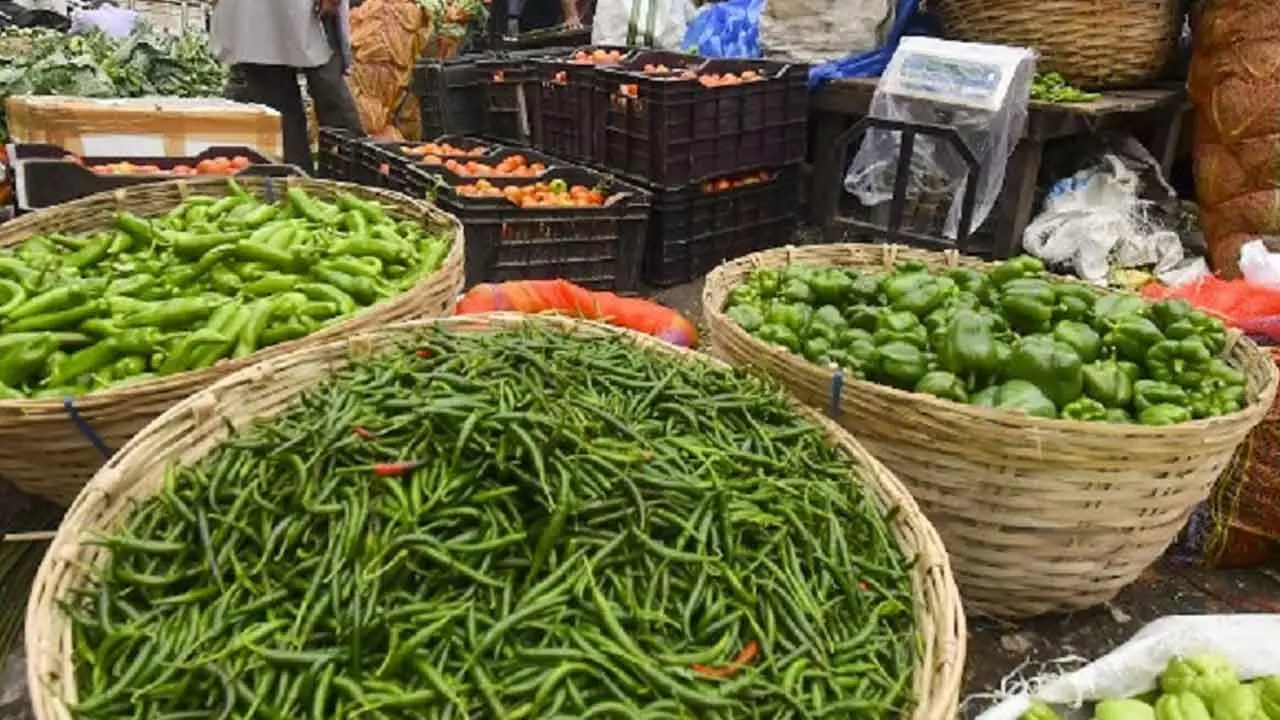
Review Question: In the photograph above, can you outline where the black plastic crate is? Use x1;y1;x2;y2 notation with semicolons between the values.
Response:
9;144;301;212
532;46;630;163
413;56;487;139
317;127;361;182
598;57;809;187
361;141;557;199
478;55;540;146
437;167;651;292
645;166;800;286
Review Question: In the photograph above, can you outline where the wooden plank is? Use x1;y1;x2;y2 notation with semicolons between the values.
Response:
812;78;1185;121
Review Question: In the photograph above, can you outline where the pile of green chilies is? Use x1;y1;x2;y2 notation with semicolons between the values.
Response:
67;325;918;719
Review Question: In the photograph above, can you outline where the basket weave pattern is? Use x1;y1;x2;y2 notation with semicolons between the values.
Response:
931;0;1180;88
702;244;1280;618
26;314;965;720
0;176;466;506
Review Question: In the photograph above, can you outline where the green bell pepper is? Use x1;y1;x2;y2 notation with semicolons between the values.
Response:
1154;693;1212;720
757;324;801;353
1020;702;1067;720
844;304;882;332
1053;282;1098;322
1133;379;1190;415
1160;655;1239;703
1211;684;1262;720
893;259;929;275
1093;294;1149;333
802;337;833;363
915;370;968;402
874;311;929;348
727;285;762;308
945;267;988;296
999;278;1057;334
1188;385;1246;419
936;310;1002;382
1163;310;1227;355
813;304;849;333
1149;298;1193;331
969;386;1000;407
1061;397;1110;422
989;255;1046;288
848;272;885;304
807;268;855;306
1054;320;1103;363
1105;408;1132;423
843;337;879;372
746;268;782;298
1254;676;1280;720
1104;317;1165;363
765;303;812;333
835;327;874;348
726;304;765;332
990;379;1058;418
1005;336;1084;408
1094;699;1156;720
876;341;928;389
781;277;815;305
1145;337;1213;385
1082;359;1135;409
887;275;956;317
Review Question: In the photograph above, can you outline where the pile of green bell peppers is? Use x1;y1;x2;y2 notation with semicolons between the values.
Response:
1017;654;1280;720
0;179;452;399
723;255;1248;426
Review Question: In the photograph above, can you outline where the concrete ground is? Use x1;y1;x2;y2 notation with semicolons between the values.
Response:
1;277;1276;719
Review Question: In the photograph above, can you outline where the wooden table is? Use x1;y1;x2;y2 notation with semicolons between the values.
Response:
809;79;1188;257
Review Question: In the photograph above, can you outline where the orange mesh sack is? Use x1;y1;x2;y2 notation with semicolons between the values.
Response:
1190;0;1280;277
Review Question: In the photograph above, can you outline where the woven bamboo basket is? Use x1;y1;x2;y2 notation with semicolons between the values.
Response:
27;313;966;720
930;0;1181;88
703;244;1280;618
0;176;465;506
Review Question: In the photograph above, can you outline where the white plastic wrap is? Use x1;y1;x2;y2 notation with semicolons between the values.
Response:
844;37;1036;239
592;0;696;50
977;615;1280;720
1239;239;1280;288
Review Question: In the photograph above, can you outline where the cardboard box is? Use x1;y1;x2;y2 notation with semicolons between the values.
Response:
5;95;284;160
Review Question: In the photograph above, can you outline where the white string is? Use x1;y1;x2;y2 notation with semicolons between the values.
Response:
959;653;1092;718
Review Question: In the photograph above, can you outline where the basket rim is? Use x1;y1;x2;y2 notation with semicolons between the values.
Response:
0;175;466;413
701;243;1280;437
26;313;966;720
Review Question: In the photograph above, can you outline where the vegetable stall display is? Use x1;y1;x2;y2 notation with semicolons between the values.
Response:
1021;654;1280;720
718;254;1241;425
0;25;227;140
26;315;966;720
703;244;1278;619
0;177;465;506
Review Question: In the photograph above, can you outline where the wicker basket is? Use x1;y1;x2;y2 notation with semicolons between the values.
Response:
702;244;1280;618
0;176;465;506
27;313;966;720
930;0;1181;89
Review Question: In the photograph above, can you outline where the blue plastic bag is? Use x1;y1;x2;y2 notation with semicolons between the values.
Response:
681;0;764;59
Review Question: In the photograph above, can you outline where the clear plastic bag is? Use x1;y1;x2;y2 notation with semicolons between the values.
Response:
844;37;1035;239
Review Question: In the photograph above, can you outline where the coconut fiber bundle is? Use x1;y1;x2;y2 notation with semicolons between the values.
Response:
1189;0;1280;278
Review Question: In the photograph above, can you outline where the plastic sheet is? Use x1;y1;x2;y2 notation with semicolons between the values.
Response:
977;615;1280;720
681;0;763;59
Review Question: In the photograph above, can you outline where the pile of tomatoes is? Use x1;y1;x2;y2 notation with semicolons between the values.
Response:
571;48;624;65
617;67;766;97
401;142;487;158
700;170;773;194
71;155;255;176
455;178;608;208
426;154;548;178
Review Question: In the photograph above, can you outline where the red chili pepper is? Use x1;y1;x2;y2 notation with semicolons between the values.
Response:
353;426;373;440
692;641;759;679
372;461;423;477
416;348;433;359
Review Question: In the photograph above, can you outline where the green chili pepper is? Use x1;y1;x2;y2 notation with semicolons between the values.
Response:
0;333;59;389
0;278;27;316
47;340;120;387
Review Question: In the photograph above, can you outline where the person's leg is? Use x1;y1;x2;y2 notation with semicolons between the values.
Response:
304;15;364;136
235;63;313;172
304;53;364;136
